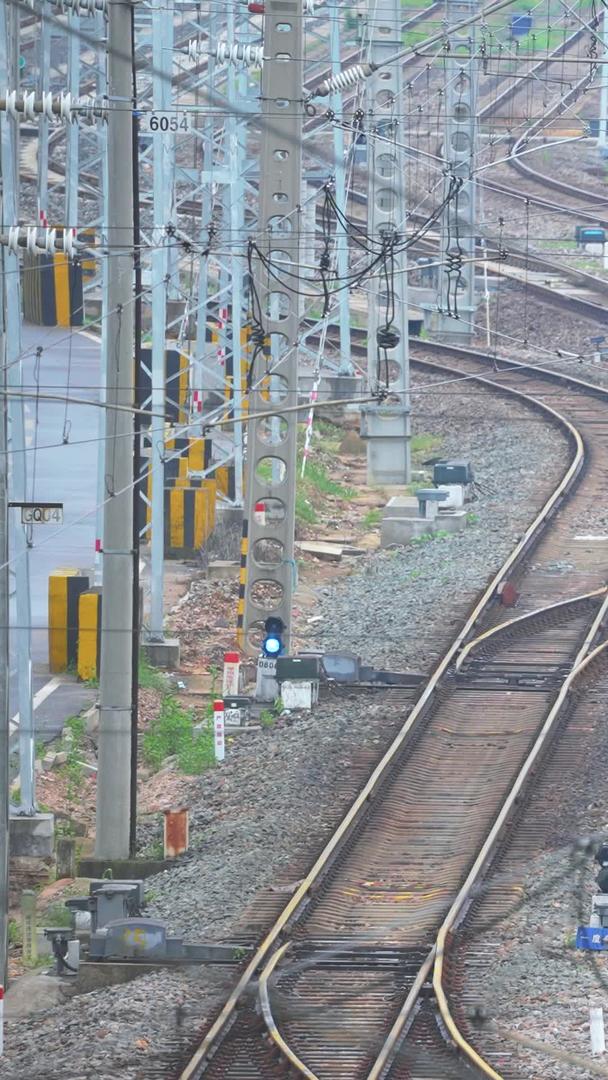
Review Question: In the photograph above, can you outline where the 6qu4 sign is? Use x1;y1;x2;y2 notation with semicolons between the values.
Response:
9;502;64;525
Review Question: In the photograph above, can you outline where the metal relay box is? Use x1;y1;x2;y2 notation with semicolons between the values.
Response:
433;459;473;486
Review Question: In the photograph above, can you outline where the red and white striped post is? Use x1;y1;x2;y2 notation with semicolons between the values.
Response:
0;983;4;1055
213;699;225;762
222;651;240;696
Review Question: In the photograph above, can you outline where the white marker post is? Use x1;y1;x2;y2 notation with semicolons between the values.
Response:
222;651;240;697
591;1006;606;1056
213;699;225;762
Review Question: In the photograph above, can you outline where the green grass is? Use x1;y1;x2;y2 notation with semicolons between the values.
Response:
294;433;356;526
142;696;215;775
8;919;21;946
411;433;442;461
43;902;73;928
363;508;382;528
139;654;168;693
302;459;356;499
61;715;87;804
295;489;317;526
410;529;452;546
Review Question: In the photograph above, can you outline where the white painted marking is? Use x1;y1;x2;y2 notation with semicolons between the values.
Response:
575;535;608;541
77;329;101;345
10;675;62;735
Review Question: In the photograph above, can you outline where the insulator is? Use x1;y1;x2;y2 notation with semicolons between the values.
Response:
26;227;38;255
5;89;17;119
64;228;76;259
187;37;204;63
7;227;20;255
59;91;72;122
216;41;263;68
314;63;375;98
22;91;36;121
41;92;54;120
46;228;57;255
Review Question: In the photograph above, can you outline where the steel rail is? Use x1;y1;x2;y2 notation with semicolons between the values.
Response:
455;587;608;672
179;349;585;1080
433;630;608;1080
259;943;321;1080
477;24;586;125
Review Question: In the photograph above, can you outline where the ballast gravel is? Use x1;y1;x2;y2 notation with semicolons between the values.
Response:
1;370;572;1079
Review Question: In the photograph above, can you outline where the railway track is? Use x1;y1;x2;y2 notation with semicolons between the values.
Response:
160;340;608;1080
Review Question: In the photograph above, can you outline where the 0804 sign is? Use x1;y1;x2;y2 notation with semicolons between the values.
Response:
139;110;192;134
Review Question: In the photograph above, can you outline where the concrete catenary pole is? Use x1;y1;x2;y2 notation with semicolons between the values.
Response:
425;0;478;340
0;0;35;814
148;0;174;642
361;0;411;485
0;253;9;995
241;0;303;653
329;0;353;376
599;9;608;151
95;0;135;858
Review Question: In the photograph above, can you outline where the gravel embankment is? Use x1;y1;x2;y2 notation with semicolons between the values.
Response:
459;664;608;1080
0;363;572;1079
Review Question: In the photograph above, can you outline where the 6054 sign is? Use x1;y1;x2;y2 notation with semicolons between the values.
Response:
140;110;192;134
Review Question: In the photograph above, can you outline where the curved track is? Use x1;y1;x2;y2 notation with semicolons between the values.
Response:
166;341;608;1080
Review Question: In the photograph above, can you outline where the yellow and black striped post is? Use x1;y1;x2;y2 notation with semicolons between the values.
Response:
22;238;84;327
163;480;216;557
52;249;84;327
48;570;90;673
23;250;57;326
236;517;248;650
77;588;102;681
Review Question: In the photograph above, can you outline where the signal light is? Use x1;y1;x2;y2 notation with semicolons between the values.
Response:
262;616;284;658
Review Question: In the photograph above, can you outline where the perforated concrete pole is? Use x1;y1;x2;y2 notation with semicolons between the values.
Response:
361;0;411;485
428;0;478;340
241;0;303;654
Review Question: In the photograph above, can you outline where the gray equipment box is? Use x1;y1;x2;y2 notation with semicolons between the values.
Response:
433;459;473;486
276;656;321;681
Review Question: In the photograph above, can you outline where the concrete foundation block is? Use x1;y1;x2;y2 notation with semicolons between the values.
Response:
215;505;243;529
381;517;434;547
10;813;55;858
437;510;468;534
84;704;99;738
143;638;180;670
299;374;363;402
421;303;476;343
207;560;239;580
77;857;173;879
383;495;419;520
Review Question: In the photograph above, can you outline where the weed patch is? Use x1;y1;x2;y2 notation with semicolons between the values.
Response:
363;508;382;528
139;655;168;693
142;696;214;775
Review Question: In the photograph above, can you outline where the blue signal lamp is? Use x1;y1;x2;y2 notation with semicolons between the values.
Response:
262;616;285;658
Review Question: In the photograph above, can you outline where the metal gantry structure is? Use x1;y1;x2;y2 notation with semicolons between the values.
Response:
133;0;260;642
0;0;434;855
